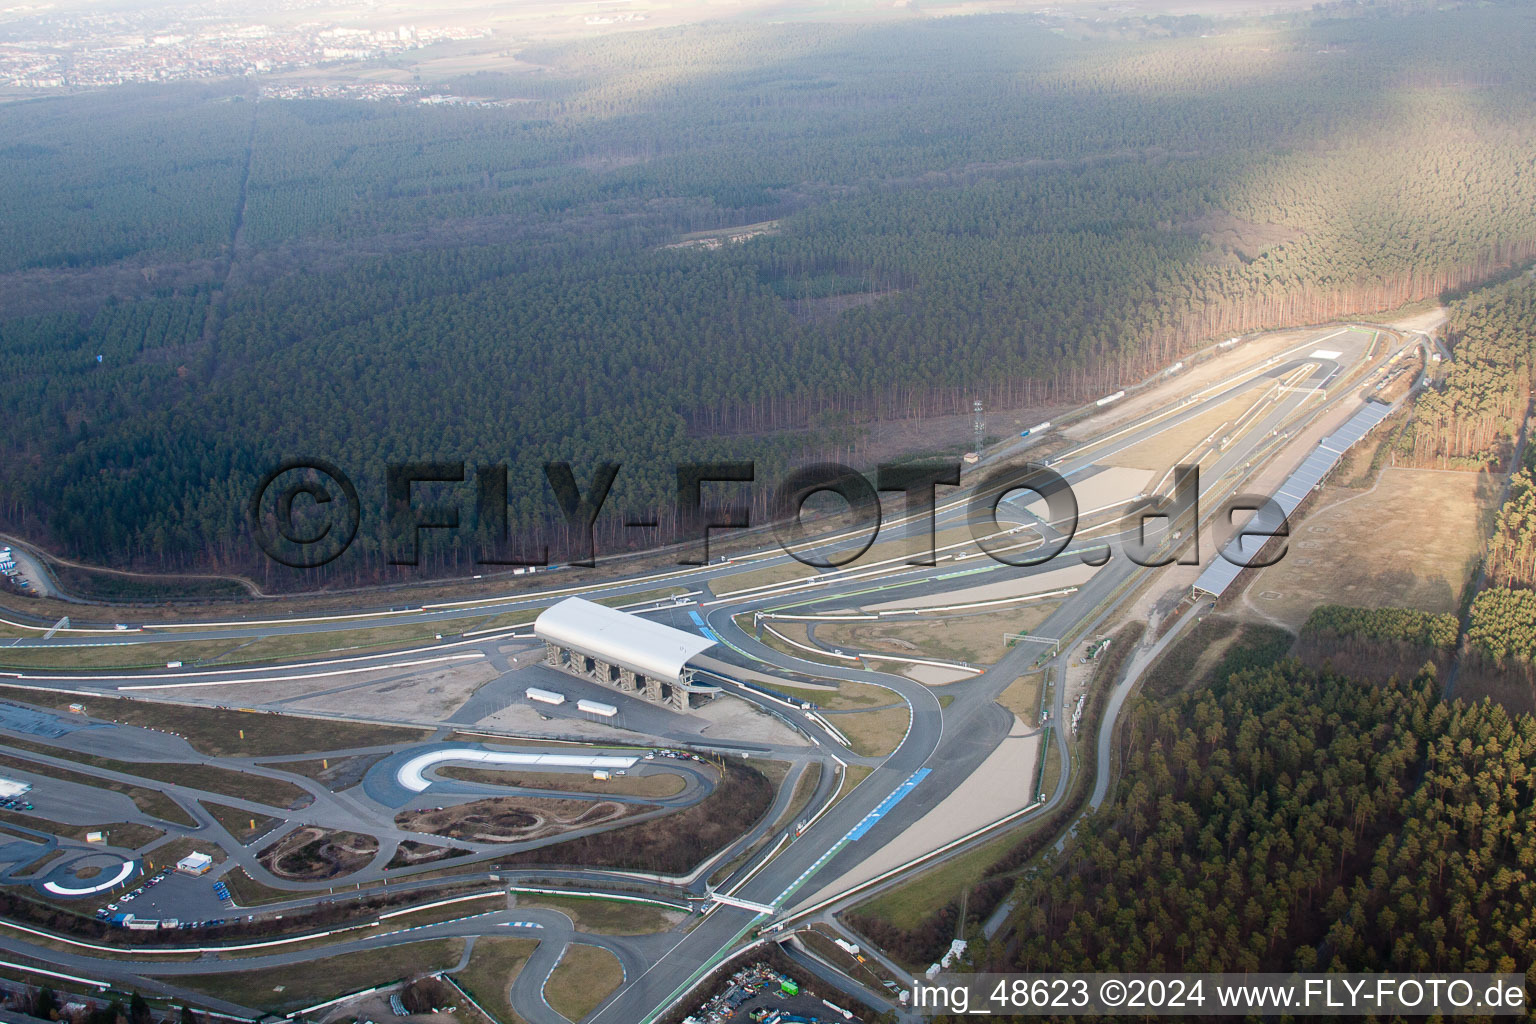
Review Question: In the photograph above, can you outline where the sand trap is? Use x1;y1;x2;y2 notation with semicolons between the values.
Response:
903;664;975;685
792;715;1040;911
865;563;1099;612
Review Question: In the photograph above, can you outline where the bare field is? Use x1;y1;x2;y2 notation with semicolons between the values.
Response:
258;827;379;881
1241;467;1499;629
283;662;500;722
689;692;809;746
814;603;1060;667
1103;391;1269;472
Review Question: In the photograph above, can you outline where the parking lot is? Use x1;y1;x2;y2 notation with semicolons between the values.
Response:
97;869;232;927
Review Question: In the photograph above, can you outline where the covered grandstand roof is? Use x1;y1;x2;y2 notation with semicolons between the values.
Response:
1193;400;1395;600
534;597;716;683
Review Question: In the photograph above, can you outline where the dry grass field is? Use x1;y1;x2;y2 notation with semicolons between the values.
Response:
829;704;911;758
1240;467;1500;629
1103;391;1267;473
815;603;1060;667
995;672;1044;722
544;944;623;1023
455;937;538;1024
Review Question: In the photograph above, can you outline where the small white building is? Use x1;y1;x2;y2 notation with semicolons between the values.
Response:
0;778;31;800
175;852;214;876
577;698;617;718
526;687;566;706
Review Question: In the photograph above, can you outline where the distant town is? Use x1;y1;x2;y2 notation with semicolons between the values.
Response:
0;8;491;91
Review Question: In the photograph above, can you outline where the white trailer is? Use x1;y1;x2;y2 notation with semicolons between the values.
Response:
525;687;566;706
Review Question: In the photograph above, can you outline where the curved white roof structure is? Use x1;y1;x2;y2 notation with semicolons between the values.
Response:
534;597;715;683
44;859;137;896
396;746;638;792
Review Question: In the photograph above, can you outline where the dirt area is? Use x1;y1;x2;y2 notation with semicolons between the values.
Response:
754;619;849;667
435;766;690;798
396;795;653;843
257;826;379;881
1385;306;1448;335
162;661;498;724
287;662;500;721
868;524;1003;564
1375;352;1424;404
385;840;471;870
661;219;780;250
1329;406;1409;489
903;664;974;684
1240;467;1499;629
341;992;459;1024
814;603;1060;667
690;692;810;746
